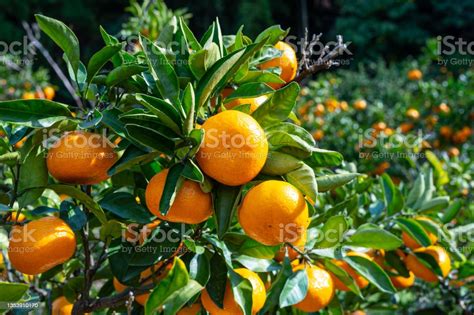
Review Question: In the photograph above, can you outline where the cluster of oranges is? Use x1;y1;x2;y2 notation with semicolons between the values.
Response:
21;85;55;100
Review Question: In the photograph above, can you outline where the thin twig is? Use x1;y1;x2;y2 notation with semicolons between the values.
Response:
21;21;84;110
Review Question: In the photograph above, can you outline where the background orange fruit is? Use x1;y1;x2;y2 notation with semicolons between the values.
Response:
52;296;73;314
293;264;334;312
177;303;202;315
258;41;297;89
331;252;371;291
47;131;117;184
238;180;309;246
145;169;212;224
196;110;268;186
401;217;438;250
8;216;76;275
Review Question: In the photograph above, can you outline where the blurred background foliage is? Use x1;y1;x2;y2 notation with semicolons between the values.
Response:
0;0;473;63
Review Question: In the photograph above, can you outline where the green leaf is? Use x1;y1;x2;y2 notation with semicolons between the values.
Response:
47;184;107;224
162;280;203;315
225;83;274;102
99;192;152;224
316;173;360;192
266;122;315;155
0;282;29;304
315;215;348;248
182;159;204;183
17;146;48;208
441;200;462;224
261;151;303;176
35;14;80;75
347;226;402;250
425;151;449;186
159;164;186;215
279;269;308;308
108;146;161;176
228;269;253;315
195;41;267;109
252;82;300;127
213;184;242;239
406;173;425;207
345;255;396;294
305;148;343;168
178;17;202;51
396;218;432;247
182;83;195;135
413;169;435;210
234;255;281;272
284;163;318;202
134;94;182;134
235;70;285;85
418;196;450;213
260;256;292;313
381;174;404;215
140;35;181;106
188;253;210;286
105;64;147;86
0;100;71;128
205;253;228;308
124;124;175;155
255;25;290;45
189;43;221;79
145;258;189;315
86;44;122;83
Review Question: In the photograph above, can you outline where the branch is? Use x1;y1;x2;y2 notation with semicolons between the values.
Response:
21;21;85;111
290;31;348;84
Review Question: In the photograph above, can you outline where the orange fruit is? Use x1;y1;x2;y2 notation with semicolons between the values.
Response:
113;261;172;306
312;130;324;141
6;212;26;223
340;101;349;111
22;92;36;100
224;96;267;113
8;216;76;275
390;271;415;289
353;99;367;111
384;128;394;136
399;122;414;133
293;264;334;312
373;161;390;175
238;180;309;246
438;103;450;114
331;252;371;291
407;69;422;80
196;110;268;186
52;296;73;314
46;131;118;185
439;126;453;138
258;41;297;89
177;303;202;315
406;108;420;120
14;137;27;149
405;245;451;282
372;122;387;131
274;231;307;261
401;217;438;250
448;147;460;157
201;268;266;314
43;86;55;100
145;169;212;224
313;104;325;116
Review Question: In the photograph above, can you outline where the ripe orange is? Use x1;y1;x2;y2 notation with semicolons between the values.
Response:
293;264;334;312
196;110;268;186
47;131;118;185
313;103;325;116
448;147;460;157
390;271;415;289
258;41;297;89
274;231;306;261
224;96;267;113
406;108;420;120
201;268;266;314
405;245;451;282
8;216;76;275
177;303;202;315
340;101;349;111
439;126;453;139
145;169;212;224
52;296;73;314
438;103;450;114
401;217;438;250
373;161;390;175
331;252;370;291
43;86;55;100
113;261;172;306
407;69;422;80
238;180;309;246
353;99;367;111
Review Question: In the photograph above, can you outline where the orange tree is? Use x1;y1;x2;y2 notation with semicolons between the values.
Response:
0;14;472;314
